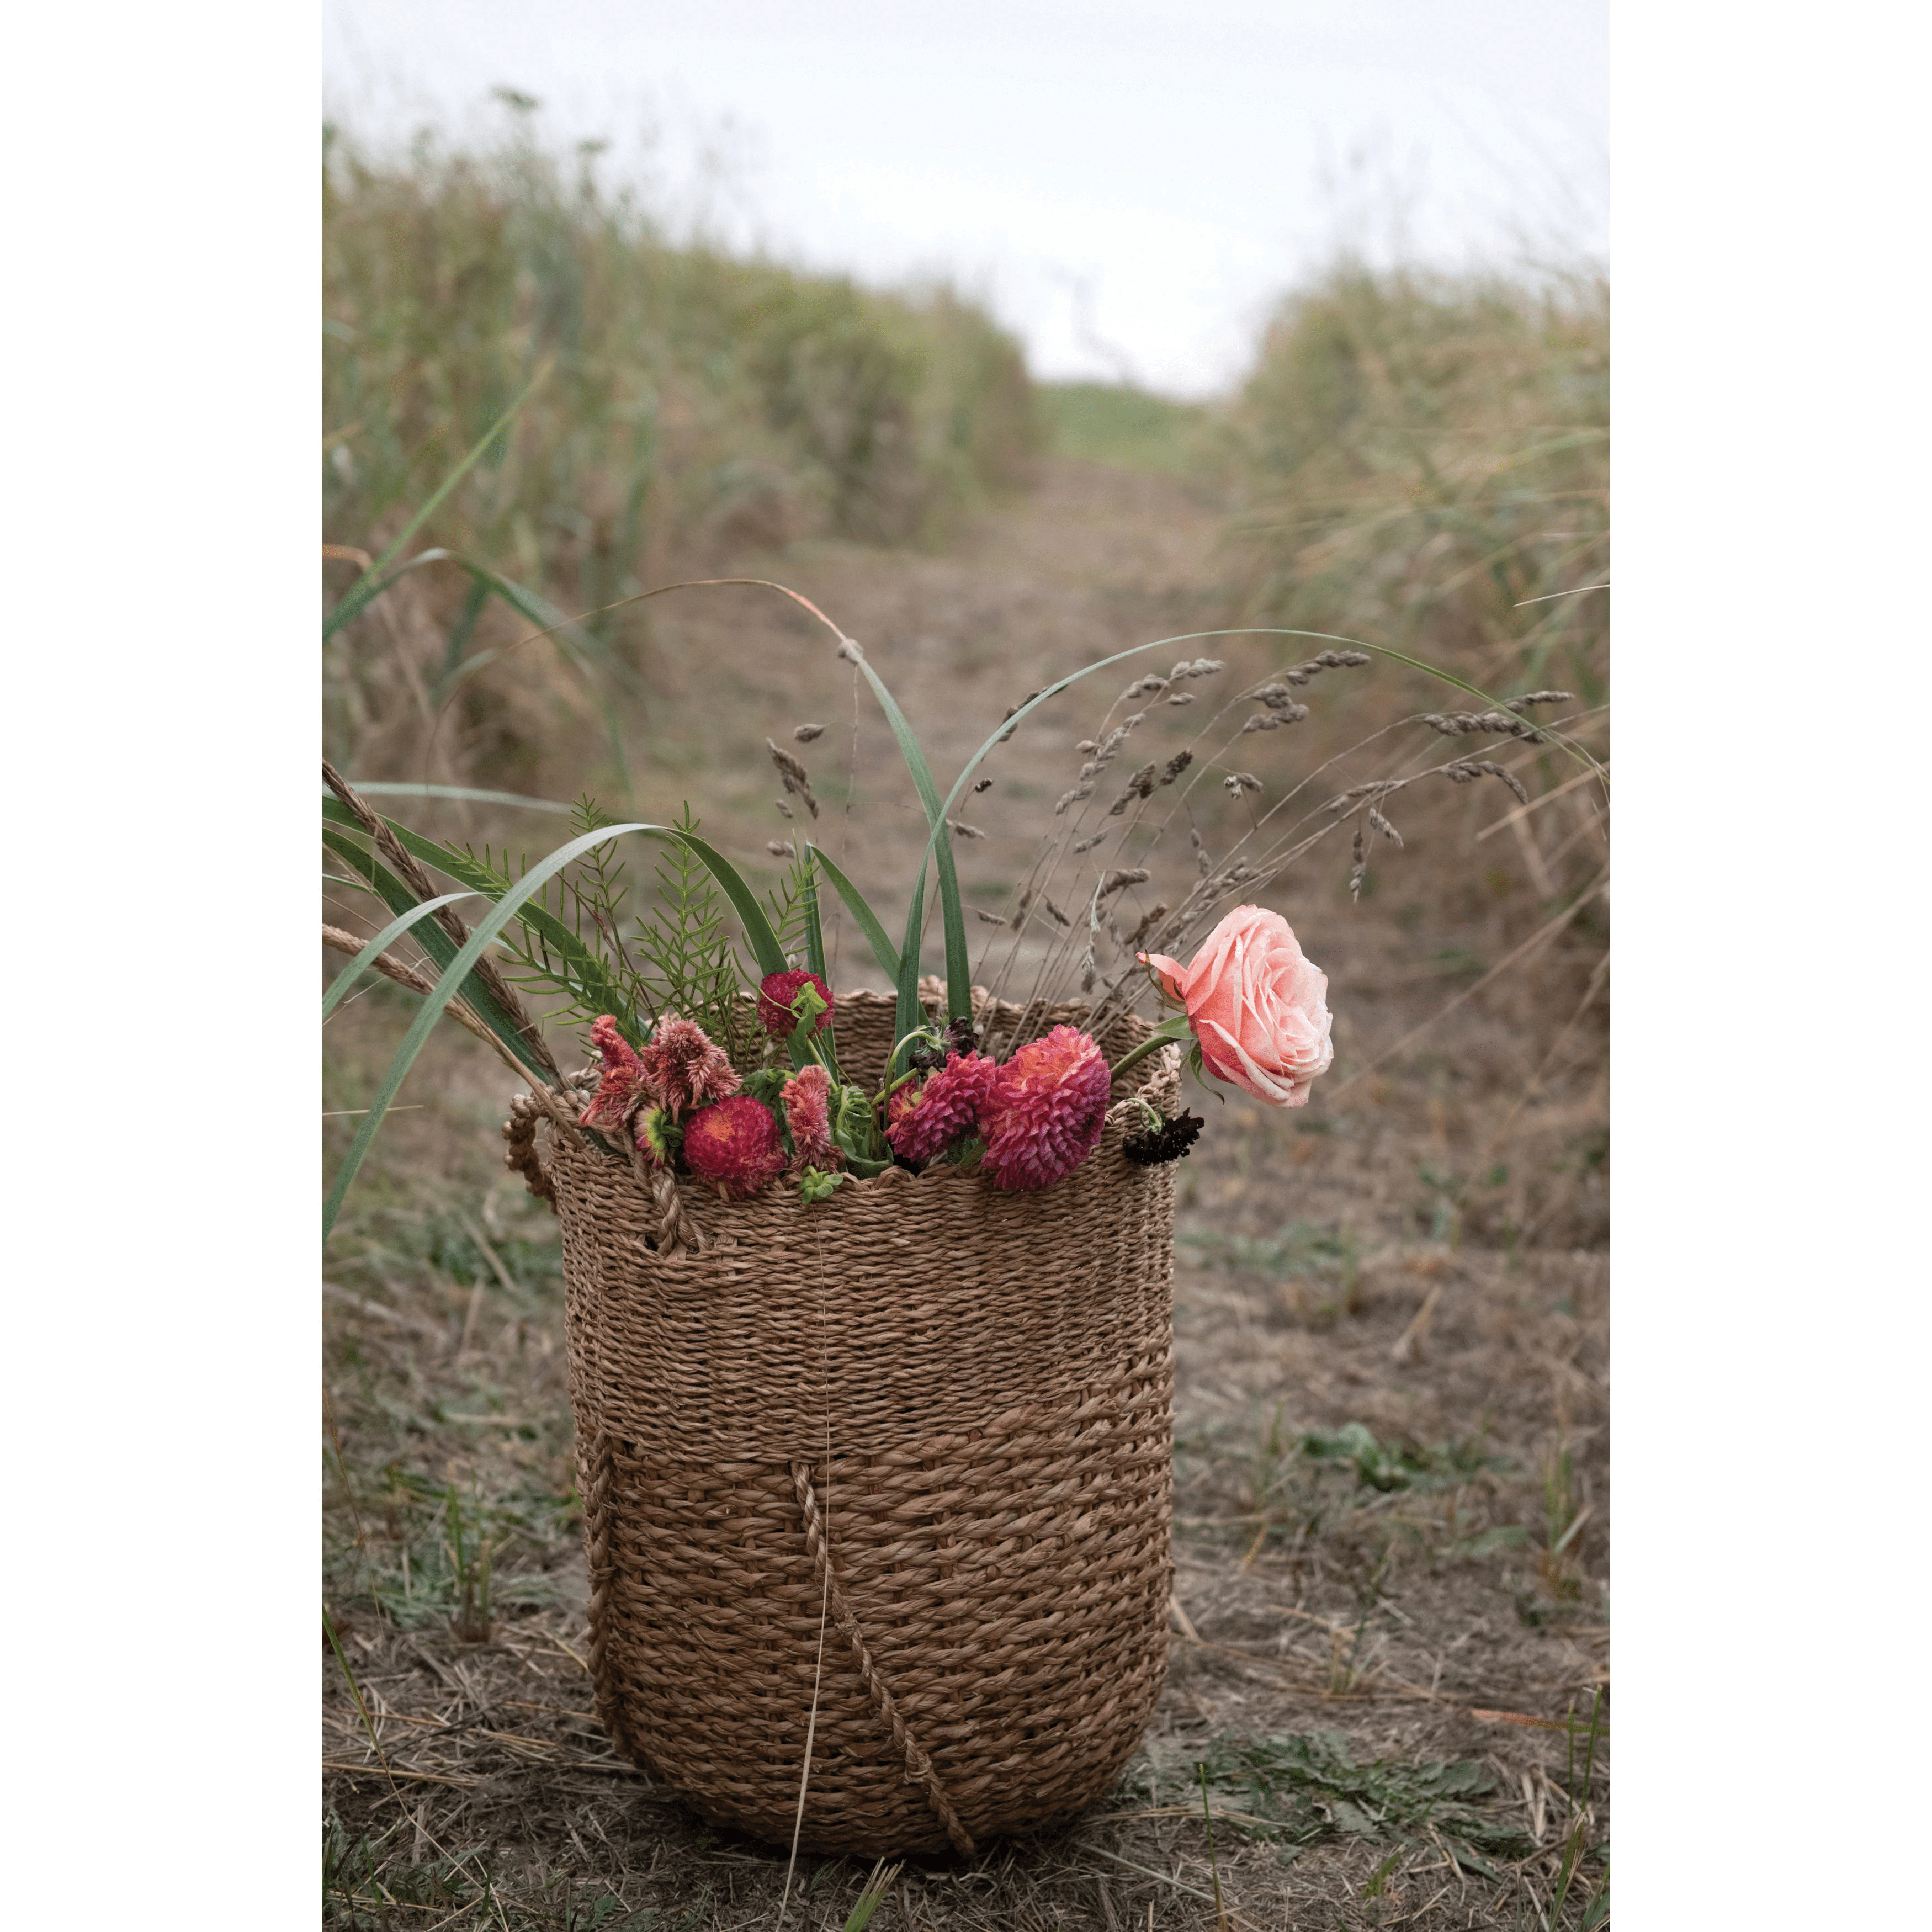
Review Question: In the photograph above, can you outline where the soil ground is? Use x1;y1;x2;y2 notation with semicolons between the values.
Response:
323;458;1609;1930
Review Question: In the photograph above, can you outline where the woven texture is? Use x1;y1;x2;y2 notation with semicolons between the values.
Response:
523;991;1179;1856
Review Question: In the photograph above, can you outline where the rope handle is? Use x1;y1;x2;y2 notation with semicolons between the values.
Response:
791;1460;978;1858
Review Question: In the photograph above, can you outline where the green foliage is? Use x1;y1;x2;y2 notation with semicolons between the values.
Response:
1181;1218;1360;1297
634;804;753;1058
1188;1729;1536;1873
323;1811;485;1929
1037;380;1210;474
1299;1421;1503;1494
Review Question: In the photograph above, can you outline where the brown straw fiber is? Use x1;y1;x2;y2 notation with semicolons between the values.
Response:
511;991;1180;1856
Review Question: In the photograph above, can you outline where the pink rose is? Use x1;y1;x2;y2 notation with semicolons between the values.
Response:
1141;905;1334;1107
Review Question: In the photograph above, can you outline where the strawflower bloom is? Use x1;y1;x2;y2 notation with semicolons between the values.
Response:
1141;904;1332;1107
638;1012;740;1118
579;1015;646;1131
757;968;834;1039
885;1051;998;1164
979;1026;1111;1192
780;1061;840;1174
682;1095;788;1200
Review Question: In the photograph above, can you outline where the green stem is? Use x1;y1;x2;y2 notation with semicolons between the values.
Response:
1110;1016;1192;1084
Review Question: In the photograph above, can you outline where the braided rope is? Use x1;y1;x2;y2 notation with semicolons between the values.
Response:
790;1460;977;1858
581;1432;638;1761
501;1094;556;1207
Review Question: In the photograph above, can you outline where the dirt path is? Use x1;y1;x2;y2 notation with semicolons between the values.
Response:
324;458;1608;1930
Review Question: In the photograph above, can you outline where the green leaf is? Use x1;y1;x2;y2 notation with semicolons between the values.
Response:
806;843;900;986
323;821;658;1238
322;365;548;640
321;827;553;1079
842;649;972;1023
893;869;926;1065
322;800;647;1041
321;891;481;1018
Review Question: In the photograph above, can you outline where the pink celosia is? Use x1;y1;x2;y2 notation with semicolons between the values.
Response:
780;1062;841;1174
884;1051;999;1164
578;1015;646;1131
979;1026;1111;1192
637;1012;740;1119
757;968;834;1040
681;1095;788;1200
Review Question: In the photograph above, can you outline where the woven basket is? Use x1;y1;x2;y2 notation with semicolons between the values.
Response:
503;991;1179;1857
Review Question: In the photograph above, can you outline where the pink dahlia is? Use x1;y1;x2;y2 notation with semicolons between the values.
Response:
884;1051;998;1164
780;1062;840;1174
758;968;834;1039
638;1012;740;1119
579;1015;646;1131
681;1095;788;1200
979;1026;1111;1192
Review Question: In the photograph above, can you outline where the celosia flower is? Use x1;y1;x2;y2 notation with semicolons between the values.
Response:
681;1095;788;1200
634;1104;681;1170
780;1062;840;1174
757;968;834;1039
979;1025;1111;1192
885;1051;998;1164
638;1012;740;1118
578;1015;646;1131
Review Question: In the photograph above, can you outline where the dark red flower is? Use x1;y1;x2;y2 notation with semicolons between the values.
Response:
682;1095;788;1200
578;1015;646;1131
884;1051;998;1163
757;968;834;1039
979;1025;1111;1191
638;1012;740;1119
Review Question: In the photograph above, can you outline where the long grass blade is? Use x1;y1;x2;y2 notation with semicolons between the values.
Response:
321;828;554;1080
842;651;972;1024
321;891;481;1018
893;870;927;1061
323;367;549;640
806;843;900;985
323;821;657;1237
322;782;572;815
330;808;645;1040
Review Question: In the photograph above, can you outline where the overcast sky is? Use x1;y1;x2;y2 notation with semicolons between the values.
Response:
324;0;1605;397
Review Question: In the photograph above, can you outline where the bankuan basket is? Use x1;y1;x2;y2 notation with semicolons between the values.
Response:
503;991;1180;1857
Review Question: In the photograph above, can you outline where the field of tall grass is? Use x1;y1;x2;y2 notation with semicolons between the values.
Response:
324;128;1037;785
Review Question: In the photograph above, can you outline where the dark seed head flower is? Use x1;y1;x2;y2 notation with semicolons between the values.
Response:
1122;1108;1205;1166
885;1051;998;1163
682;1095;788;1199
757;968;834;1039
979;1025;1111;1192
578;1015;645;1131
638;1013;740;1119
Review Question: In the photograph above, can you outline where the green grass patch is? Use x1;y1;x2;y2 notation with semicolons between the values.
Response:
1036;380;1209;473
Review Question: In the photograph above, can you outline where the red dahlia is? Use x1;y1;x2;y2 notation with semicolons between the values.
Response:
638;1012;740;1118
979;1025;1111;1191
884;1050;998;1163
578;1015;646;1131
681;1095;788;1200
757;968;834;1039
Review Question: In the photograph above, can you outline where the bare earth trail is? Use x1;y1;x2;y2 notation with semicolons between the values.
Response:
324;459;1608;1930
